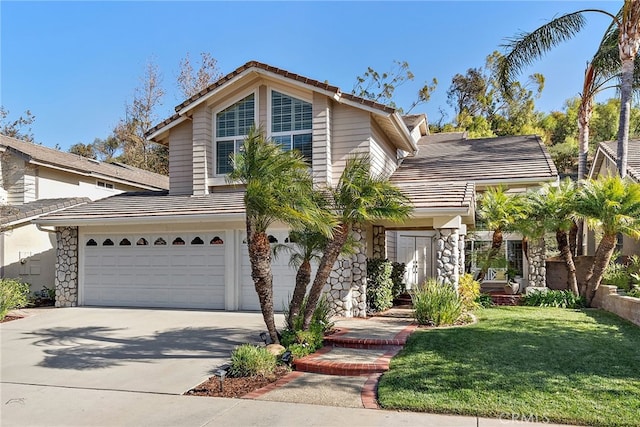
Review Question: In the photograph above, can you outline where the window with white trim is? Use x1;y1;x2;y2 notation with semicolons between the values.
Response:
271;90;312;162
215;94;255;174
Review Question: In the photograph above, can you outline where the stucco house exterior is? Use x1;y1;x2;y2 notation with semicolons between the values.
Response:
36;61;558;315
0;135;169;294
589;139;640;256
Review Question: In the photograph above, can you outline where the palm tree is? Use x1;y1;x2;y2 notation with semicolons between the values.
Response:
228;127;334;343
301;155;412;330
272;229;328;330
475;186;525;281
575;175;640;306
522;180;580;295
498;3;640;178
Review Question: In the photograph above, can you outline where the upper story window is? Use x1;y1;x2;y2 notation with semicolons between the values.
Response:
216;93;255;175
97;180;114;189
271;91;312;163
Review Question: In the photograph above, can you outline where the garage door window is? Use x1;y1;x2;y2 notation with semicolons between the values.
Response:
154;238;166;246
87;239;97;246
211;236;224;244
172;237;185;245
191;237;204;245
136;238;148;246
120;238;131;246
103;239;114;246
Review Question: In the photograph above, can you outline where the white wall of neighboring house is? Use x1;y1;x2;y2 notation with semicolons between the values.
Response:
1;223;57;293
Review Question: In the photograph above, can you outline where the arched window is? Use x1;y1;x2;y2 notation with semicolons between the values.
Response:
154;237;167;246
172;237;185;245
210;236;224;245
136;238;148;246
191;237;204;245
119;238;131;246
103;238;114;246
86;239;97;246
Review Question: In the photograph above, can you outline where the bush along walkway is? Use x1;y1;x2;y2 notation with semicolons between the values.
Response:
246;309;417;409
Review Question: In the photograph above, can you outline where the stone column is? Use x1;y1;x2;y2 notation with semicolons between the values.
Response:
527;237;547;288
55;226;79;307
435;228;460;288
458;233;466;276
372;226;386;259
325;225;367;318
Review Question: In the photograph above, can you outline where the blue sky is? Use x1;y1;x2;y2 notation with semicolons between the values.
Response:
1;1;619;151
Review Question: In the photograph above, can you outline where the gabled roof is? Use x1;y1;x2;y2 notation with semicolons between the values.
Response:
590;139;640;182
0;135;169;190
36;190;246;226
146;61;417;154
391;133;558;186
1;197;90;230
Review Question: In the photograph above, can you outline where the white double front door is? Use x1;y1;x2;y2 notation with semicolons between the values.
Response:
398;232;435;290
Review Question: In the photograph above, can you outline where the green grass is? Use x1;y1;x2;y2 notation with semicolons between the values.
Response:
378;307;640;427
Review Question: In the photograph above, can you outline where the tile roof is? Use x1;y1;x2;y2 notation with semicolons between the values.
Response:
401;114;426;132
394;181;474;212
1;135;169;190
37;190;246;224
597;139;640;181
391;133;558;185
1;197;90;229
147;61;396;138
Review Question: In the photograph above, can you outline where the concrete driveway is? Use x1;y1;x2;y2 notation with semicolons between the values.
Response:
1;307;279;394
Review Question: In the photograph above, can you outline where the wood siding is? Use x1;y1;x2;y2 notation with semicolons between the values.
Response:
370;120;398;178
312;93;331;185
169;120;194;195
192;106;211;196
331;104;370;183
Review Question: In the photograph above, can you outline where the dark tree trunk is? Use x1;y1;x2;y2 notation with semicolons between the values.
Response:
286;259;311;329
556;229;579;296
584;233;617;307
302;223;349;330
246;220;279;344
571;221;580;257
477;228;503;282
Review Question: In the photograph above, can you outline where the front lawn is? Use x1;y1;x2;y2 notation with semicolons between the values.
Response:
378;307;640;427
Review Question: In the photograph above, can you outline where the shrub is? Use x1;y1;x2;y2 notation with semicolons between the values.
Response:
476;293;494;308
283;295;334;334
627;286;640;299
602;255;640;291
0;278;30;320
366;258;394;312
391;262;406;298
521;289;585;309
228;344;276;377
280;296;334;359
458;273;480;311
412;279;462;326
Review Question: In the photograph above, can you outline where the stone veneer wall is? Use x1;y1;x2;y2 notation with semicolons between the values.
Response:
436;228;460;287
372;226;385;259
527;237;547;288
458;233;466;276
325;225;367;318
55;226;78;307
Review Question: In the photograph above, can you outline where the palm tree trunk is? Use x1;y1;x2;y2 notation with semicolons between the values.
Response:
584;233;617;307
577;84;593;181
616;56;637;177
556;229;579;296
478;229;503;281
246;220;279;344
569;221;579;256
286;259;311;329
302;223;349;330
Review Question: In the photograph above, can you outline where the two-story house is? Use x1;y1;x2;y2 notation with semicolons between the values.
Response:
36;61;558;315
1;135;169;294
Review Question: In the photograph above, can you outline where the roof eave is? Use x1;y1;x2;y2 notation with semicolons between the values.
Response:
146;115;189;143
35;212;246;227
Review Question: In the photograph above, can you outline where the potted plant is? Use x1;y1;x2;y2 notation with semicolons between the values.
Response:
504;267;521;295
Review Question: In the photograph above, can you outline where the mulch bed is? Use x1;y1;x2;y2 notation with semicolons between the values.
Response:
1;315;24;323
185;365;290;398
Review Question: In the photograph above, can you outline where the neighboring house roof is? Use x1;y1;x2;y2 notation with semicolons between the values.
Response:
590;139;640;182
390;133;558;186
0;135;169;190
146;61;416;154
394;181;475;215
1;197;90;230
36;191;246;226
401;114;426;132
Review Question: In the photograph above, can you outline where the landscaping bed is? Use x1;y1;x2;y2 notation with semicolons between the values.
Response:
378;306;640;427
185;366;290;398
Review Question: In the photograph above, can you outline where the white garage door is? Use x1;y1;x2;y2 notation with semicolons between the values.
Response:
82;233;226;309
240;231;298;312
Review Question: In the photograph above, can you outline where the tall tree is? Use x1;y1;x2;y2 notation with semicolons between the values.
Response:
0;107;36;142
498;3;640;179
228;127;334;343
301;156;412;329
114;60;168;174
69;142;97;159
177;52;222;99
352;60;437;113
575;176;640;306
